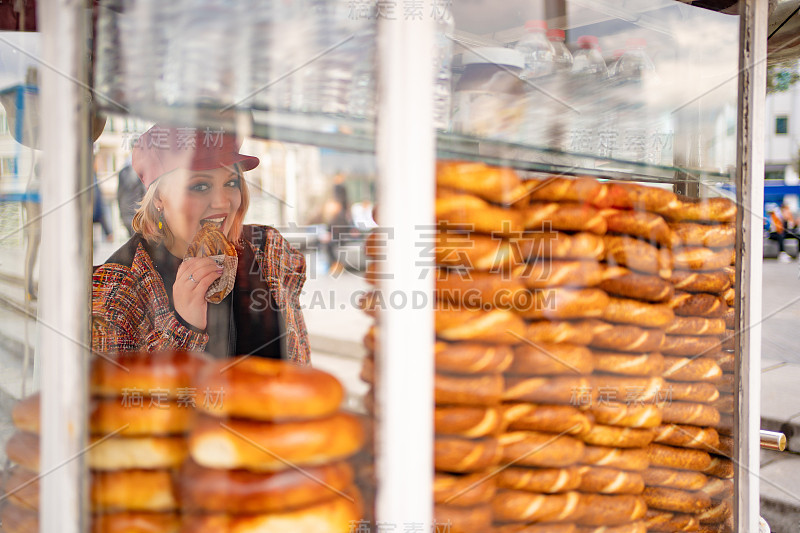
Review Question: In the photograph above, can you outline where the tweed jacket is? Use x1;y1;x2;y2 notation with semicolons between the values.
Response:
92;225;310;365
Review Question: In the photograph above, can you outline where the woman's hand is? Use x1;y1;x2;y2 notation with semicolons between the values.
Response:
174;257;223;331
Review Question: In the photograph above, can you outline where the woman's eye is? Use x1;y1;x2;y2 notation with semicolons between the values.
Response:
190;183;210;192
225;178;241;188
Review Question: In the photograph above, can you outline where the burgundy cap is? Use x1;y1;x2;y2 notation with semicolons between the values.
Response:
132;124;259;189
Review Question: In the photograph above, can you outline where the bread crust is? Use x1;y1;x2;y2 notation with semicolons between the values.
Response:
589;376;667;404
435;372;504;407
666;316;726;336
434;471;497;507
668;292;728;318
702;456;734;479
672;247;733;271
577;465;645;494
508;343;594;376
644;509;700;531
437;161;528;204
642;486;711;514
93;512;181;533
436;268;528;310
434;231;517;271
661;336;723;357
514;231;605;261
92;470;178;512
601;297;675;328
581;425;656;449
434;436;501;473
90;350;208;398
526;320;595;346
197;358;345;422
179;491;362;533
603;235;672;277
661;402;721;427
659;196;737;224
436;308;527;344
591;351;665;377
493;523;577;533
495;466;582;493
436;187;524;236
503;376;596;405
514;259;605;289
492;490;583;523
602;209;672;246
189;413;364;471
434;502;494;532
89;436;189;471
435;341;514;374
642;467;708;491
524;202;608;234
180;460;353;513
669;270;731;294
669;222;736;249
666;381;720;403
587;402;663;428
524;175;610;207
588;322;665;353
580;446;649;472
653;424;720;452
646;443;712;472
516;288;609;320
575;494;648;526
606;182;678;213
435;406;503;438
502;403;593;436
661;357;723;381
499;431;585;468
599;267;674;303
575;523;647;533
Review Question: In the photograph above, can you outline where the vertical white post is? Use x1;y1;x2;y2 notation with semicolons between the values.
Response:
38;0;92;531
375;6;435;529
735;1;767;531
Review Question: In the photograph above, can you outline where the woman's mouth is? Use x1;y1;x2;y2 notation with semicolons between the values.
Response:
200;214;228;228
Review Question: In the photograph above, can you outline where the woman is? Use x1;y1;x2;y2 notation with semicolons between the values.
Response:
92;124;310;365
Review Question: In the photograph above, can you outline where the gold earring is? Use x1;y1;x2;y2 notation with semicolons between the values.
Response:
157;207;164;230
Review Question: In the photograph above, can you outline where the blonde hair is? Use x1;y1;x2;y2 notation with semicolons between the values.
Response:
132;165;250;245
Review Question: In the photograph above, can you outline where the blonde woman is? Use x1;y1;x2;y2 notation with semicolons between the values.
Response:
91;124;309;364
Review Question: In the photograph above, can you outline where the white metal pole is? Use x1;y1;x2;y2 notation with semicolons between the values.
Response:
375;6;435;528
735;1;767;531
38;0;92;531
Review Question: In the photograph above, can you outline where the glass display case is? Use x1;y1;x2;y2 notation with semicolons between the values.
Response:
0;0;767;532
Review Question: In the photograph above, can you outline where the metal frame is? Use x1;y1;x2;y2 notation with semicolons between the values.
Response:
38;0;92;531
375;10;436;527
735;1;768;531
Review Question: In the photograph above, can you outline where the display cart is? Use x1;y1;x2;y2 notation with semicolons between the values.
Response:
4;0;771;531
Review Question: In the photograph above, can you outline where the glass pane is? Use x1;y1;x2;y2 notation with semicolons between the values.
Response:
424;1;740;531
444;0;741;179
0;28;43;531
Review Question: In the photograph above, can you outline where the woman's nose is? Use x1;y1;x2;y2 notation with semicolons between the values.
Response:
210;186;229;209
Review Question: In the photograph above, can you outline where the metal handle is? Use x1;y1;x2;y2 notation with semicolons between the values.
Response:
761;430;787;451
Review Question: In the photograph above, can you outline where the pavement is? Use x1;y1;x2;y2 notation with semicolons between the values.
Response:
3;233;800;529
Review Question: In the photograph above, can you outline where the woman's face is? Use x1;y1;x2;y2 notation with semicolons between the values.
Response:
157;166;242;256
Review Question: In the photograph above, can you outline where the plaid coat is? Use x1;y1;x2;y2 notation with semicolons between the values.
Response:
92;225;310;365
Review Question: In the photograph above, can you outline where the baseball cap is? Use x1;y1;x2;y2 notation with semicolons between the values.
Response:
132;124;260;189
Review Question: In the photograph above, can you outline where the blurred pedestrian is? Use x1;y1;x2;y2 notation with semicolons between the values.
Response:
117;163;145;236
